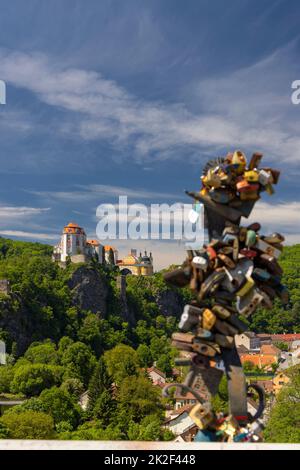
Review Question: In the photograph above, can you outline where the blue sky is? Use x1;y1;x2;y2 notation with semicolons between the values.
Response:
0;0;300;269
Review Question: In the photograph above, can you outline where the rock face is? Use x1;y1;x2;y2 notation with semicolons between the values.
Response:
0;293;36;355
68;266;109;316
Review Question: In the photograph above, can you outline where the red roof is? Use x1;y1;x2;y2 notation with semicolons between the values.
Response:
260;344;281;356
270;334;300;342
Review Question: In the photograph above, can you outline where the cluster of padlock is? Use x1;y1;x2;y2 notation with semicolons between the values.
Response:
193;413;264;443
163;150;286;442
166;222;288;361
200;150;280;204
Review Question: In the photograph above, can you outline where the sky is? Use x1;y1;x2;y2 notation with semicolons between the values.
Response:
0;0;300;270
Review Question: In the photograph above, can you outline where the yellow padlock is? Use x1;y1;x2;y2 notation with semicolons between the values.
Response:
189;403;214;430
202;308;216;330
236;275;255;297
244;170;259;183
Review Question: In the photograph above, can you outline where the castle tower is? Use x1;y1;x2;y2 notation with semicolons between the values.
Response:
60;222;87;262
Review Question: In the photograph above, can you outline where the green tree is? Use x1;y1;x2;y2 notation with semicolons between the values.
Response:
0;366;14;393
136;344;153;368
88;357;112;412
104;344;139;384
10;364;63;396
78;313;102;356
116;375;163;426
0;411;55;439
39;386;81;429
61;342;96;386
156;353;173;377
60;378;84;401
264;366;300;442
24;341;60;365
93;389;116;426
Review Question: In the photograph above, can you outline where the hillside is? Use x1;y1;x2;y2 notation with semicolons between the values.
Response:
0;237;299;440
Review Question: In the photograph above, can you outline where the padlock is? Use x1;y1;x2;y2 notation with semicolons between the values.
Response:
179;304;202;331
240;248;257;258
205;169;222;188
236;288;264;317
218;246;234;255
214;292;236;305
246;229;257;247
202;308;217;330
172;332;194;344
223;225;239;236
218;253;236;269
263;167;280;184
171;340;193;352
192;256;208;270
196;328;214;341
255;238;281;259
258;253;283;276
247;222;261;232
248;152;263;170
221;268;237;293
244;170;259;183
222;233;238;244
221;258;254;291
189;403;214;430
206;245;217;260
258;169;273;186
214;319;238;336
174;357;193;367
263;232;285;244
240;190;260;201
231;150;247;174
192;339;219;357
236;277;255;297
228;314;248;333
163;266;191;287
265;183;274;195
199;270;226;299
212;304;232;320
239;227;248;243
252;268;271;282
209;188;235;204
236;180;258;193
233;237;240;261
214;334;235;349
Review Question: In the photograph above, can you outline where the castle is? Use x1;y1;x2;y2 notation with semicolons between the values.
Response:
52;222;153;276
117;249;153;276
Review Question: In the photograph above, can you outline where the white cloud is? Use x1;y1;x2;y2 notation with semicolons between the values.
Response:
0;230;57;241
1;46;300;164
28;184;180;203
0;206;50;220
244;200;300;243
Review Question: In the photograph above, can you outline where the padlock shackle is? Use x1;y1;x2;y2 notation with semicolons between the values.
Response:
246;383;265;423
162;382;206;406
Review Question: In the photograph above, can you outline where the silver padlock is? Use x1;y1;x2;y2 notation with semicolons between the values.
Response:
179;304;202;331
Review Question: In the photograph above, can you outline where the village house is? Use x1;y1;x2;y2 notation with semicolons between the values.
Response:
235;332;260;351
163;407;198;441
147;367;166;386
239;352;278;371
273;371;290;395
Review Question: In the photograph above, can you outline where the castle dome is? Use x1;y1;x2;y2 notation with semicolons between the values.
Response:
87;239;100;246
63;222;85;235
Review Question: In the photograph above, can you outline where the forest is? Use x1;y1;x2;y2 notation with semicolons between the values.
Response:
0;237;299;440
